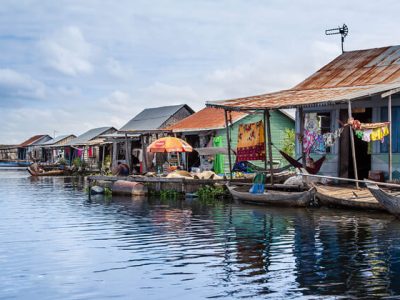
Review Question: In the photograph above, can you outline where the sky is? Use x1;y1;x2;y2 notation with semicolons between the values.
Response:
1;0;400;144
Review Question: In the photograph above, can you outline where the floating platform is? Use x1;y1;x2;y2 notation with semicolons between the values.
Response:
315;185;385;211
87;175;247;193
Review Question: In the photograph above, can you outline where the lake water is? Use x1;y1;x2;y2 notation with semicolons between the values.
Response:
1;168;400;299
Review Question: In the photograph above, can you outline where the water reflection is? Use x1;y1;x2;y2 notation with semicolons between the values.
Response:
1;169;400;299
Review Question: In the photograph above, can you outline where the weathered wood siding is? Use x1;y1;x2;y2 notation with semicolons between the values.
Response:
216;111;295;174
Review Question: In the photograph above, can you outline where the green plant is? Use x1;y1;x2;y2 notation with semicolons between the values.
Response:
58;157;67;165
197;185;226;199
73;157;82;168
104;187;112;196
160;189;179;199
282;128;295;157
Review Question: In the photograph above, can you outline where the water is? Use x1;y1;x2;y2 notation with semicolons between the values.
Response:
1;169;400;300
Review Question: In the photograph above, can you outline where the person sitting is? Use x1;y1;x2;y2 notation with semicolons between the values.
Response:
112;162;130;176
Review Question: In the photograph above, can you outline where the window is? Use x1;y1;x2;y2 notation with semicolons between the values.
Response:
381;106;400;153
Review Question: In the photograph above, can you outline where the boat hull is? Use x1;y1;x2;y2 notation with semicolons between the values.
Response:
27;166;65;177
367;184;400;217
316;186;385;211
227;185;314;207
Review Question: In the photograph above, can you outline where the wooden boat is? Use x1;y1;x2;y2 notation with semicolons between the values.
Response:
27;165;65;176
315;185;385;211
227;183;315;207
366;183;400;217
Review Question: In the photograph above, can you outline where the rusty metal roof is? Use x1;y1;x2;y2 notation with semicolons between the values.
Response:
19;135;51;147
207;46;400;110
168;107;247;132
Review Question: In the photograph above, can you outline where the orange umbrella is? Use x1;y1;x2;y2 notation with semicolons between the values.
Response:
147;137;193;153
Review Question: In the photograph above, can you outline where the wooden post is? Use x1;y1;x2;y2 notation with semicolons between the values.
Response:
124;133;130;172
263;110;268;171
141;134;148;173
266;110;274;185
389;95;393;181
101;144;105;174
348;100;359;189
224;109;233;179
299;108;306;167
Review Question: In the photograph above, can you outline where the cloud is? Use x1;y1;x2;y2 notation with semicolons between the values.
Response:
0;68;46;101
39;26;93;76
106;57;134;80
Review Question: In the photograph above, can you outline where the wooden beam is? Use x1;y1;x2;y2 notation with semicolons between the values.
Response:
141;134;148;173
265;110;274;185
124;133;130;172
348;101;359;189
263;110;268;171
299;108;306;168
381;87;400;98
389;95;393;181
224;109;233;179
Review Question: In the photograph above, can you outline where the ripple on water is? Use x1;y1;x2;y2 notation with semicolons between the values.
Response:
1;170;400;299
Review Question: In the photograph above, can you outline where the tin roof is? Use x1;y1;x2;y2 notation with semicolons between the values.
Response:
41;134;77;147
119;104;194;132
168;107;247;132
19;135;51;147
207;45;400;110
67;127;116;146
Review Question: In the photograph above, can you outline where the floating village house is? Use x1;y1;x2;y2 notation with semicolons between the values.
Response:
0;145;18;161
39;134;77;163
65;127;116;169
168;107;295;174
207;45;400;182
115;104;194;172
17;134;52;161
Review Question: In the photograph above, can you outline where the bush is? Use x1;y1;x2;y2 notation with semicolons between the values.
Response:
197;185;226;199
282;128;295;157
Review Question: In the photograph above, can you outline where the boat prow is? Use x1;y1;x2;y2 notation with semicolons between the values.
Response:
27;165;65;177
366;182;400;217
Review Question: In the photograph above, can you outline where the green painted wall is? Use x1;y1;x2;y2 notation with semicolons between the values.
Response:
216;111;295;174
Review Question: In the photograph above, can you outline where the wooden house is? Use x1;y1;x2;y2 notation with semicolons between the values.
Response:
0;145;18;161
17;135;52;161
39;134;77;163
116;104;194;172
65;127;116;169
208;45;400;182
168;107;294;173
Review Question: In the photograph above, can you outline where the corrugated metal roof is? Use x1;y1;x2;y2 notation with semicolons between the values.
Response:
119;104;194;132
19;135;51;147
67;127;116;146
41;134;77;146
207;45;400;110
207;83;400;110
168;107;247;132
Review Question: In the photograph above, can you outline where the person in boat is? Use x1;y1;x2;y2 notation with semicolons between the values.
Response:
113;162;130;176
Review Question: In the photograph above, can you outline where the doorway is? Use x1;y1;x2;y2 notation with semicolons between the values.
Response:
339;107;372;180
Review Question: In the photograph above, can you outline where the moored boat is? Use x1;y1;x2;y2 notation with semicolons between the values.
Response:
366;183;400;217
227;184;315;207
315;185;385;211
27;165;65;176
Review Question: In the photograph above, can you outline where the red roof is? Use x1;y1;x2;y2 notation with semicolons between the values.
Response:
168;107;246;132
207;45;400;110
19;135;47;147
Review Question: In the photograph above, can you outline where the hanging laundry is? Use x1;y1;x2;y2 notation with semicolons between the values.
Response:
236;121;265;161
305;113;319;132
370;125;389;142
362;129;372;142
355;130;363;139
312;134;326;154
88;147;93;157
303;130;316;154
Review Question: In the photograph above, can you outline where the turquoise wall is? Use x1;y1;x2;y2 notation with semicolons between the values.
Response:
216;111;294;174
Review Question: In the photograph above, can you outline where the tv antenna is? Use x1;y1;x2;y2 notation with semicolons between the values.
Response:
325;24;349;54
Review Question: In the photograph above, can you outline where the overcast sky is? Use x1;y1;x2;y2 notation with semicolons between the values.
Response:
1;0;399;144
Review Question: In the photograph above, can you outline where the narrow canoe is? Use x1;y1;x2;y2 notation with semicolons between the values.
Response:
366;183;400;217
227;184;314;207
28;166;65;177
315;185;385;211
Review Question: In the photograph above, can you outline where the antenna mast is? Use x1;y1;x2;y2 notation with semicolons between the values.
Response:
325;24;349;53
